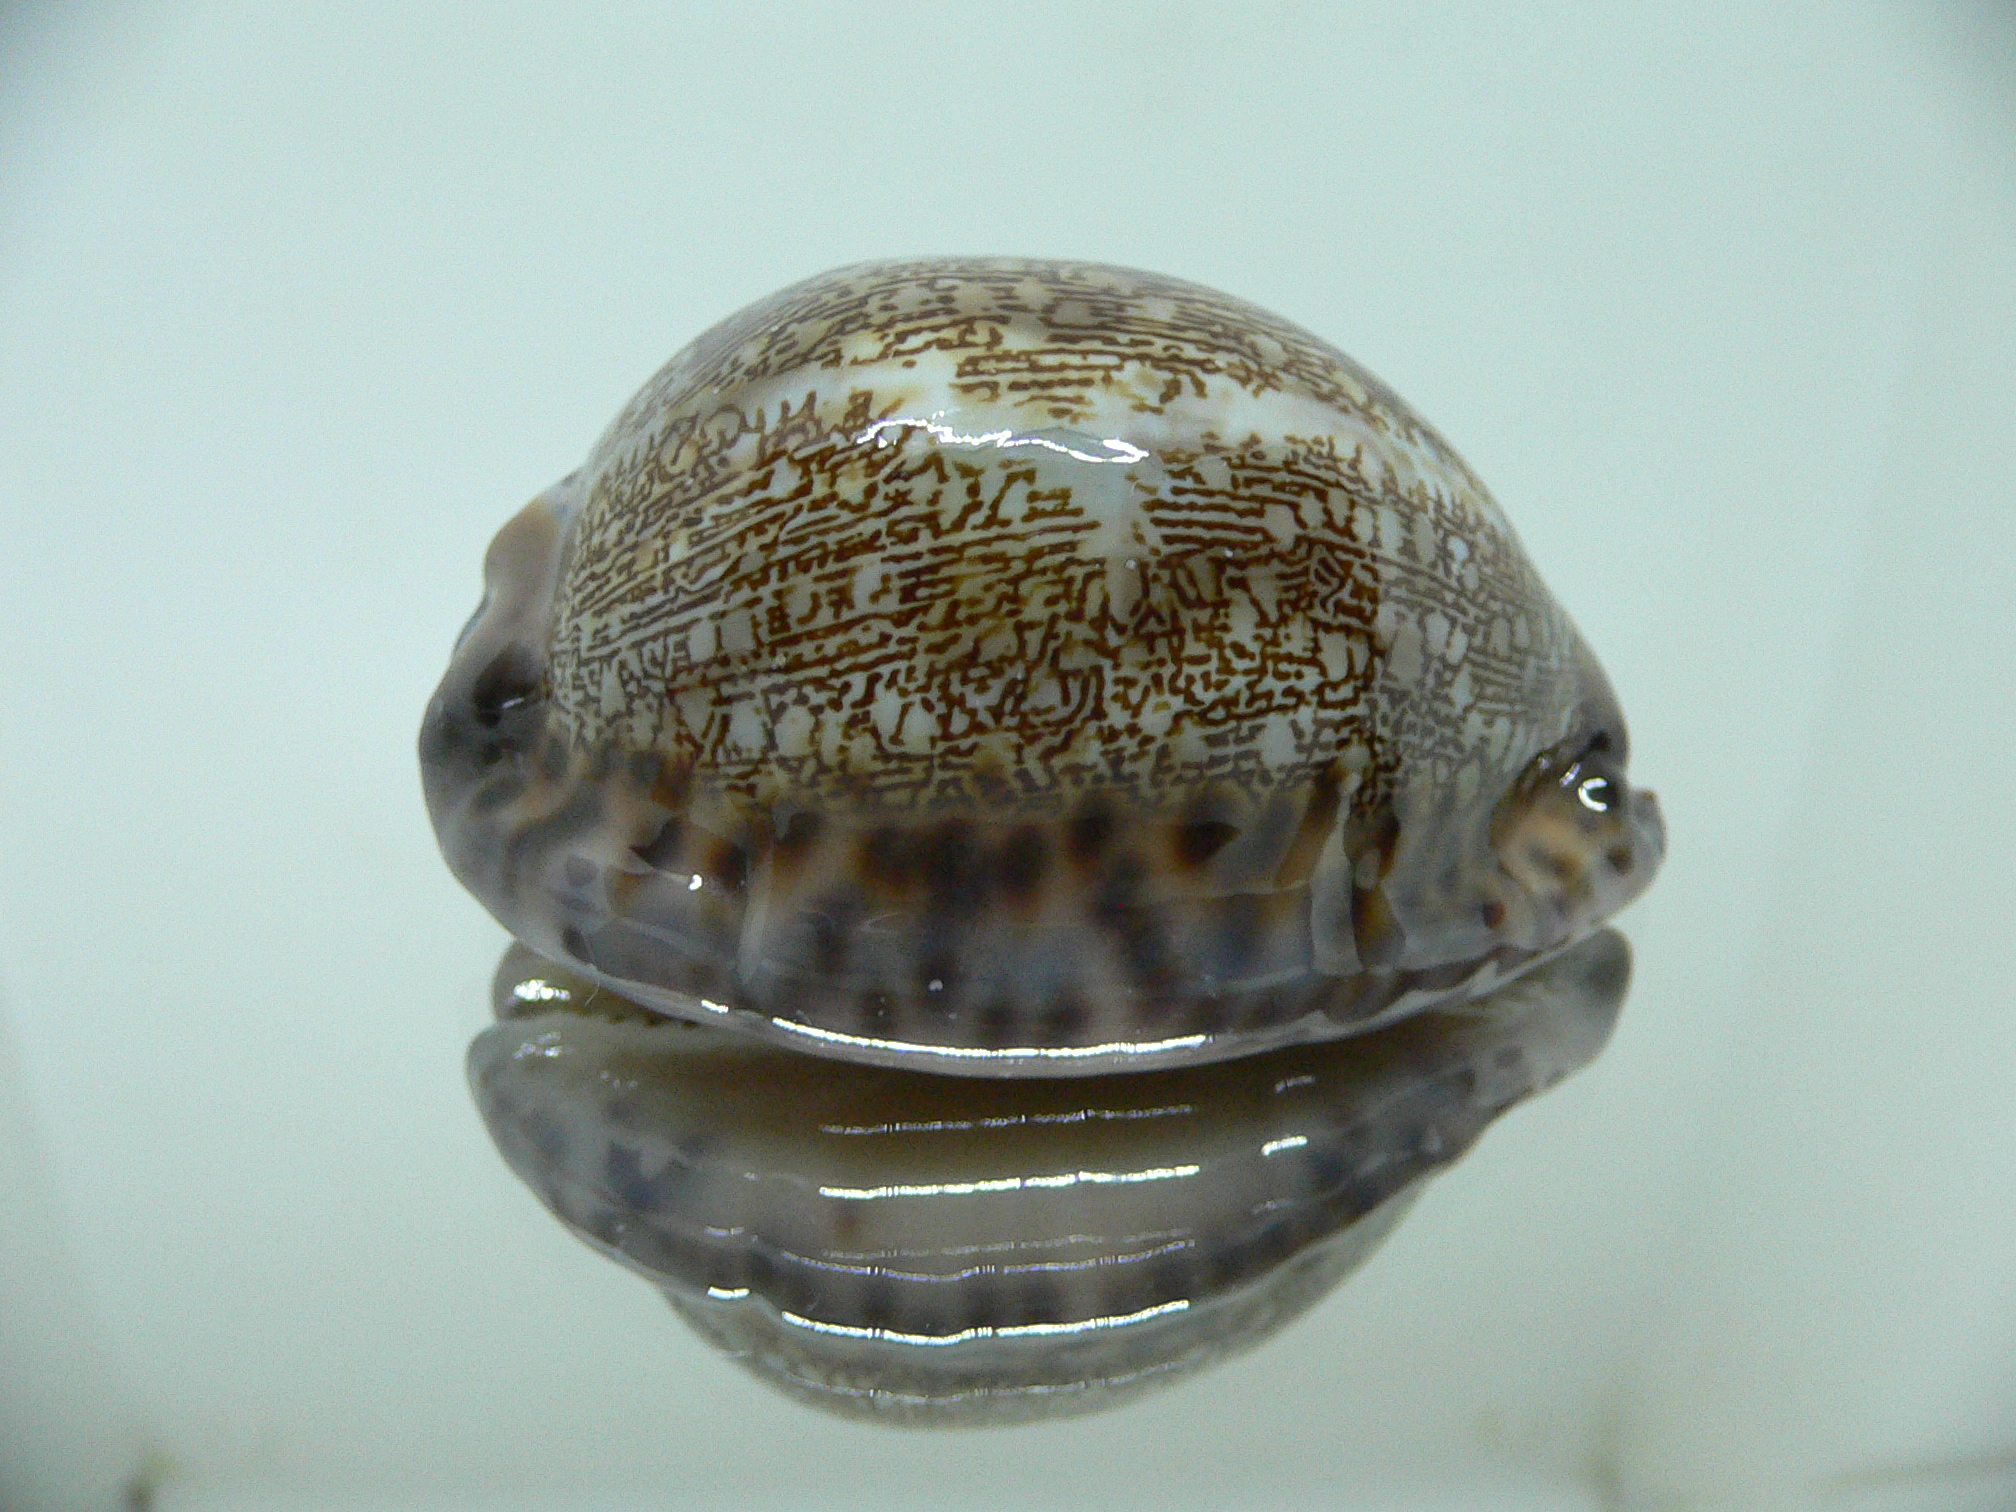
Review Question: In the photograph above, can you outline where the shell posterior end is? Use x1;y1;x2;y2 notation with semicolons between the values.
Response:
1491;730;1664;950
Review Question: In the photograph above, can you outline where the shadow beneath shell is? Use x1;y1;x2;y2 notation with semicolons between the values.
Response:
467;929;1632;1426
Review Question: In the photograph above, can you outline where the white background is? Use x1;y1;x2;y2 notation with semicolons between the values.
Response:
2;4;2013;1509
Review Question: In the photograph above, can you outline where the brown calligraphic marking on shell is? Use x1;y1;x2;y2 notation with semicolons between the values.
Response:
421;258;1663;1075
469;929;1631;1425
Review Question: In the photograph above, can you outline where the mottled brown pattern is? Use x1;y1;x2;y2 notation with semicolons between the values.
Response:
545;259;1537;821
420;259;1664;1074
596;258;1434;446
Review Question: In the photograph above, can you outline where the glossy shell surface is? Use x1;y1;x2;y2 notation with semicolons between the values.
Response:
470;929;1631;1423
423;258;1663;1074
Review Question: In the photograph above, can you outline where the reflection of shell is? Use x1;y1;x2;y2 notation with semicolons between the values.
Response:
469;929;1631;1424
423;259;1662;1074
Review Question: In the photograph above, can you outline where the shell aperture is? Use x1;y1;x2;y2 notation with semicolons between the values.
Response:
470;928;1631;1423
422;258;1663;1074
